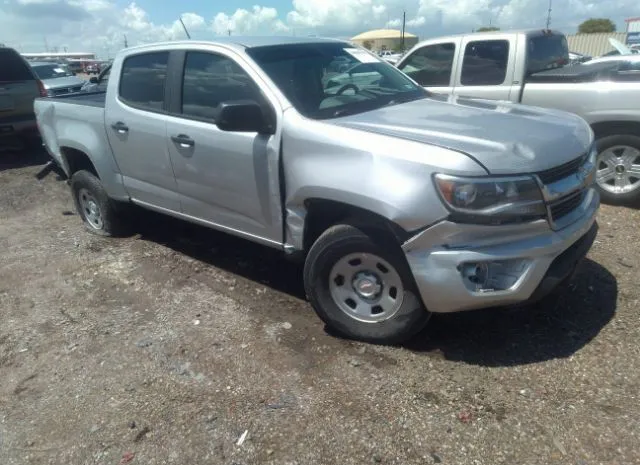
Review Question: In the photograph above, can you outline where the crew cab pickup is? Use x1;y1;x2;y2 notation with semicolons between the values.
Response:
35;38;599;344
396;29;640;205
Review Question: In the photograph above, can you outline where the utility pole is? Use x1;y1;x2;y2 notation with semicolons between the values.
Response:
401;10;406;51
123;34;128;48
44;36;49;52
546;0;552;29
179;16;191;39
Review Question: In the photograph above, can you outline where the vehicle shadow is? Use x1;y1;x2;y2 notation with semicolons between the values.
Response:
0;145;50;171
127;208;306;299
407;258;617;367
127;207;616;367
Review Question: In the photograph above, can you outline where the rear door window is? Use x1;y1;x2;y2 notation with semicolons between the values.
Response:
0;49;34;82
118;52;169;112
460;40;509;86
398;43;456;87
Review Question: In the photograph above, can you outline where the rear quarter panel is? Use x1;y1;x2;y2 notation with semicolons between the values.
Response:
34;98;129;201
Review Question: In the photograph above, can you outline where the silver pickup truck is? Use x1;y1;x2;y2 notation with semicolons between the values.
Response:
396;29;640;205
35;38;599;344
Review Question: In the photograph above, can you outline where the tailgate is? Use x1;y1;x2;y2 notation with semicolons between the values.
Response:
0;81;40;121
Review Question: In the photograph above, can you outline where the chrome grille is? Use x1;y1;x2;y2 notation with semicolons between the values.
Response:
53;86;82;96
550;190;585;222
536;153;587;184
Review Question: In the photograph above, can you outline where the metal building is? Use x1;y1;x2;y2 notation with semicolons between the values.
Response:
566;32;628;57
351;29;419;53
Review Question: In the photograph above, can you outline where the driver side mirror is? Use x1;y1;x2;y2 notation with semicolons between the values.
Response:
89;77;98;83
216;100;274;134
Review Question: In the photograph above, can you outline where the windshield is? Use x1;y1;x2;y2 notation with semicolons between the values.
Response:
246;42;428;120
527;34;569;75
32;64;74;79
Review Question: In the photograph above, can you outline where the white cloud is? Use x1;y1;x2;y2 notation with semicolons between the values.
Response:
212;5;286;35
287;0;391;31
0;0;636;56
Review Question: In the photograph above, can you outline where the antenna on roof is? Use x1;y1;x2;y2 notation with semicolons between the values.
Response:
546;0;552;29
179;16;191;39
401;10;406;51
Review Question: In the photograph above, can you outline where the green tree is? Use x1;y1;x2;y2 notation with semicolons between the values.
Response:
477;26;500;32
578;18;616;33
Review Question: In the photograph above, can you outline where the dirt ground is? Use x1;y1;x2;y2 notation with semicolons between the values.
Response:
0;148;639;465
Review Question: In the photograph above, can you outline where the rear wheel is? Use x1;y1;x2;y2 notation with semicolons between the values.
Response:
70;170;127;236
595;134;640;205
303;224;430;344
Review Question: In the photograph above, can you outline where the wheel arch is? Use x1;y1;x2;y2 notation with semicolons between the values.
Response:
298;198;417;255
591;121;640;140
60;146;100;179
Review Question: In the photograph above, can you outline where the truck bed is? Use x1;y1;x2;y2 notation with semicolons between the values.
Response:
528;62;618;84
36;91;106;108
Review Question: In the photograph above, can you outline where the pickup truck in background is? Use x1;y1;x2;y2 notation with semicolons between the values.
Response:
35;38;599;344
396;29;640;205
1;46;47;148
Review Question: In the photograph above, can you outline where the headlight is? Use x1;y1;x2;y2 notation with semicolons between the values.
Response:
46;89;55;98
434;174;546;224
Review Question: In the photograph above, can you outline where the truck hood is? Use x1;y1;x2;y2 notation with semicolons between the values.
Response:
328;95;593;175
42;76;86;89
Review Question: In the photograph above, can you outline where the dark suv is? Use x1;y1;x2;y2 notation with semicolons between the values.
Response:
1;47;46;148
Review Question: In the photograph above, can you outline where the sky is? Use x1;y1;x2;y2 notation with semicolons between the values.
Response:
0;0;637;57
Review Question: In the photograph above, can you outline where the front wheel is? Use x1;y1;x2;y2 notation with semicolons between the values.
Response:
303;224;430;344
595;134;640;206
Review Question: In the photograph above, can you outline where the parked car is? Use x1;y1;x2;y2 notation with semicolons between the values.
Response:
80;64;111;93
0;46;46;148
29;62;86;97
578;54;640;68
568;51;591;64
395;29;640;205
65;61;84;75
85;63;100;75
35;38;599;344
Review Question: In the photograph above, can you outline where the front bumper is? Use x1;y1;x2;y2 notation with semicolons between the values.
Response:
403;187;600;313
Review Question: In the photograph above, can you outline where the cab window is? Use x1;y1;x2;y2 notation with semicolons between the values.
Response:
460;40;509;86
398;43;456;87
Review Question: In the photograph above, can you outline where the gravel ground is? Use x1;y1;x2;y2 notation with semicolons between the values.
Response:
0;148;639;465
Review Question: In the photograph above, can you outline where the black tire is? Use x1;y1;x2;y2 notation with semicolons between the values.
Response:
70;170;126;236
303;224;430;344
594;134;640;206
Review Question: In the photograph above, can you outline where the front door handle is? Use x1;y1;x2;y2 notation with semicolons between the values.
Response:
111;121;129;134
171;134;195;148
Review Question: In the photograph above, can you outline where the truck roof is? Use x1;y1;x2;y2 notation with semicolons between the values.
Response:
415;28;564;44
121;36;348;54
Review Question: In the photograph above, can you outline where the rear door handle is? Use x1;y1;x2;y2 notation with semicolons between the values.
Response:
171;134;195;148
111;121;129;134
